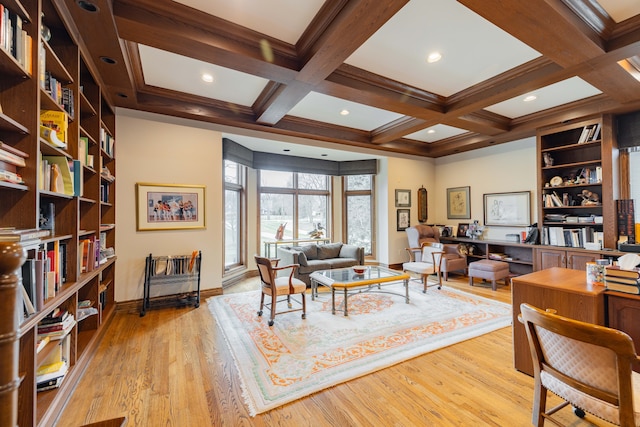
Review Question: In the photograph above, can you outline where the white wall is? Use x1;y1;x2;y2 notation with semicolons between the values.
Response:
433;137;537;239
115;114;223;302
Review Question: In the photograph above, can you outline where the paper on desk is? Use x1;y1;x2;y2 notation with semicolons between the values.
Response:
617;253;640;270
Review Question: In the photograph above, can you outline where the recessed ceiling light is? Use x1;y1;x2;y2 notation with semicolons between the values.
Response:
283;149;290;152
100;56;116;65
523;95;537;102
340;109;349;116
426;52;442;63
427;129;436;134
202;73;214;83
321;154;328;157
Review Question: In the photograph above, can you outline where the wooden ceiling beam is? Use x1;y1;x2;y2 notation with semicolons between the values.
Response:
255;0;409;125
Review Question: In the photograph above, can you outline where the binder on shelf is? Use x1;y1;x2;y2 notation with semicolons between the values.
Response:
42;156;73;195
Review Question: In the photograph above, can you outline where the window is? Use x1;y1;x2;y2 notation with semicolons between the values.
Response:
344;175;374;256
224;160;245;271
629;150;640;224
259;170;330;253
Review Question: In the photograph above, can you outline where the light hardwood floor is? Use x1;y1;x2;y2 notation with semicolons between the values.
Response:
56;274;608;426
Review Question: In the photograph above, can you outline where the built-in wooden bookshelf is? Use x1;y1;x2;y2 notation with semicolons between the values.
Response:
537;115;618;251
0;0;116;425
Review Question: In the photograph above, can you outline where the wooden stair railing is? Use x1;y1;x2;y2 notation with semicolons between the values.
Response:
0;243;26;427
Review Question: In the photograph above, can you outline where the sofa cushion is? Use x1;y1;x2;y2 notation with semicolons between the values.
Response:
318;243;342;259
298;259;332;274
327;258;359;269
292;245;318;260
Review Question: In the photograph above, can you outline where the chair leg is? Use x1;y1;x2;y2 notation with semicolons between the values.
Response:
422;275;428;293
269;294;276;326
469;275;474;286
301;293;306;319
287;295;292;309
258;292;265;316
532;382;547;427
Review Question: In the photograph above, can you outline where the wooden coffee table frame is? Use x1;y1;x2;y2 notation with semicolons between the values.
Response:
310;266;410;316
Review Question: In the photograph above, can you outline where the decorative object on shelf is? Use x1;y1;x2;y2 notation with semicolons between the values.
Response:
543;152;554;167
395;189;411;207
466;220;485;240
417;186;428;223
549;176;563;187
457;223;469;237
308;223;325;239
580;189;600;206
136;183;205;231
447;186;471;219
397;209;410;231
483;191;531;227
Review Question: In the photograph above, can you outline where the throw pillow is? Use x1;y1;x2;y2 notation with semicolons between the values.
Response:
292;245;318;260
296;251;308;266
318;242;342;259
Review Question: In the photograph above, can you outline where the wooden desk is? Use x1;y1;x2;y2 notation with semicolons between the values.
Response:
607;291;640;372
511;267;606;376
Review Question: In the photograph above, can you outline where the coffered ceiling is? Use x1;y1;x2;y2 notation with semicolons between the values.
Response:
56;0;640;160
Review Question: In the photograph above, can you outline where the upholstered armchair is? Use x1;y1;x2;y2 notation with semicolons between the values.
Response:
405;225;467;280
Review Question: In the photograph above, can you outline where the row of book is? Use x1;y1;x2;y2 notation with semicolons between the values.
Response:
0;4;33;73
617;199;636;244
39;155;83;197
0;140;27;185
577;123;601;144
100;128;115;157
541;226;603;248
604;266;640;294
43;72;75;117
20;241;67;317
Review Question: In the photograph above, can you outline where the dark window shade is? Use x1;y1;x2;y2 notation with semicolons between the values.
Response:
223;138;377;175
617;111;640;150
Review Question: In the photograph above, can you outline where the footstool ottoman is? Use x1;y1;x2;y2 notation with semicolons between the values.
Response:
468;259;510;291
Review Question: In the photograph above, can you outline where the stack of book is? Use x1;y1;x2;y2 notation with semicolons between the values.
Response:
37;308;75;340
0;141;28;185
36;359;68;391
604;266;640;294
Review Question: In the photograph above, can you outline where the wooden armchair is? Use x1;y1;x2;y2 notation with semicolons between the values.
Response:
254;256;307;326
520;303;640;426
402;242;444;293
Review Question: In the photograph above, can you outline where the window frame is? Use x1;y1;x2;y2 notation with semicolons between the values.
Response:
223;160;246;274
342;175;375;258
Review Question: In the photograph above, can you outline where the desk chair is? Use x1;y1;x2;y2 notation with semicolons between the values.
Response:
254;256;306;326
520;303;640;426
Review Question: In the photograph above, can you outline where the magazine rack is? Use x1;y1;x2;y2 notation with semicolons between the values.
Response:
140;251;202;317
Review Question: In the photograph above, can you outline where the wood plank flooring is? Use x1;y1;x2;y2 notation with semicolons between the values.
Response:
55;275;609;426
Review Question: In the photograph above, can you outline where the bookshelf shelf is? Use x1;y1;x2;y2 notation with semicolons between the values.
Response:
0;0;117;424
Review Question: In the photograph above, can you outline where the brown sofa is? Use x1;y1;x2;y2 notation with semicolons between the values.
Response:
405;225;467;280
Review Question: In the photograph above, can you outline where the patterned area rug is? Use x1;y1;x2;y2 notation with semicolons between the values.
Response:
207;283;512;416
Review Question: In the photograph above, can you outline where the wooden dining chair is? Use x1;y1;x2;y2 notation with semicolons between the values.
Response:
402;242;444;292
520;303;640;426
254;255;306;326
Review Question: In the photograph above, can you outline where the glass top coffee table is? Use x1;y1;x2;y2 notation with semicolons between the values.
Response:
309;266;410;316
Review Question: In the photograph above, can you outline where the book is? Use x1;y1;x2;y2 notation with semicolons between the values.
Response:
40;110;68;143
0;228;50;241
0;146;26;167
39;307;70;325
42;156;73;195
605;266;640;278
605;281;640;294
37;314;75;333
69;159;83;197
36;336;50;353
39;125;67;149
604;275;640;286
39;202;55;231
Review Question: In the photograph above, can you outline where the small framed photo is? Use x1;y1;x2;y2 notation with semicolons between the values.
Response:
397;209;410;231
136;183;206;231
447;186;471;219
395;189;411;207
457;223;470;238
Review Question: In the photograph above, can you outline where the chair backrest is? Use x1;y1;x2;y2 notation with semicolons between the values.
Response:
255;256;276;288
406;225;439;249
520;303;638;426
420;242;444;268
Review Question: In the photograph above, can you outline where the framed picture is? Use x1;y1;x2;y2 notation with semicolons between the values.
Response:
447;186;471;219
484;191;531;226
136;183;206;231
457;223;469;237
397;209;410;231
395;189;411;207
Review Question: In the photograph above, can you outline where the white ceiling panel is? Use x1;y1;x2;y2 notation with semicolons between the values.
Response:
345;0;541;97
172;0;325;44
598;0;640;22
138;45;269;106
287;92;404;131
484;77;602;118
406;124;469;143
